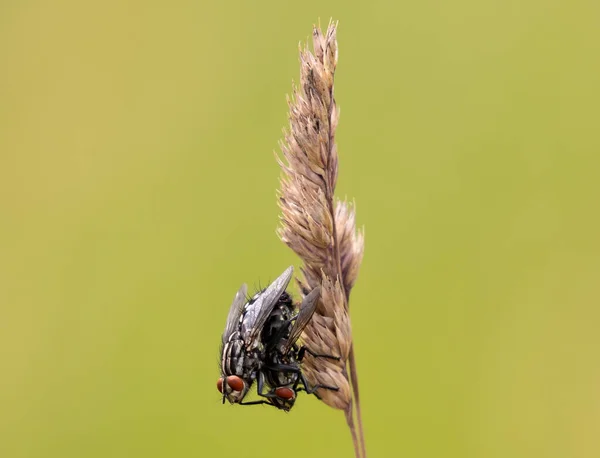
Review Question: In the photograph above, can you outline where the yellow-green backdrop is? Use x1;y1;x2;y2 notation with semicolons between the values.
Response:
1;1;599;457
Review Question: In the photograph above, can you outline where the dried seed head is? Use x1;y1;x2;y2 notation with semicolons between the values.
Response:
276;20;366;458
277;20;363;415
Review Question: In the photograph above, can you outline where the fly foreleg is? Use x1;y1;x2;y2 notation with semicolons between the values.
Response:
297;346;341;362
265;362;300;373
255;370;279;399
238;399;277;407
296;372;339;395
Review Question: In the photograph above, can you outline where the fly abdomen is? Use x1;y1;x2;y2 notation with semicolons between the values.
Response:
222;338;245;376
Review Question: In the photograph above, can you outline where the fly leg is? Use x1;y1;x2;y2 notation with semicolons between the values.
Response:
264;363;339;397
297;346;341;361
265;362;300;372
266;361;340;395
238;399;277;407
236;373;278;407
296;372;339;396
263;363;338;392
239;372;278;408
254;370;280;400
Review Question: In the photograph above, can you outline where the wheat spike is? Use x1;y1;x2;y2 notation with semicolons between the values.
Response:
276;20;366;458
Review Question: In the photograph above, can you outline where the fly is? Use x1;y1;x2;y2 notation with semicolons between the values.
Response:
217;266;339;410
257;285;341;411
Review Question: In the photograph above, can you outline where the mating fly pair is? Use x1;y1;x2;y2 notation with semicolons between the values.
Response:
217;266;339;411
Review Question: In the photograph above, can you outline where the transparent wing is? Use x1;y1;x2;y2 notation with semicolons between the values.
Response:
241;266;294;345
282;286;320;354
222;283;248;344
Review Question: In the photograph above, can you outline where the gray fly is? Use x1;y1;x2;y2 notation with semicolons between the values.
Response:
217;266;339;410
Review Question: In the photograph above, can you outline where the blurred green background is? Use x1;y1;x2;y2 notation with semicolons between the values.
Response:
1;1;599;457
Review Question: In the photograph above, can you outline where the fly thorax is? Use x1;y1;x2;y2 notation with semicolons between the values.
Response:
242;346;265;374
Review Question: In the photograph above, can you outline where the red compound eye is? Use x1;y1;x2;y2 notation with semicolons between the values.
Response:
226;375;245;392
275;387;295;400
217;378;224;393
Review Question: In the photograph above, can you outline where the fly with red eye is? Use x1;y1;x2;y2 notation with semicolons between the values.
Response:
217;266;340;411
218;267;294;407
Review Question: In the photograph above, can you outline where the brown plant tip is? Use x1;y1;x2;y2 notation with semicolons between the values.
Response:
276;21;365;458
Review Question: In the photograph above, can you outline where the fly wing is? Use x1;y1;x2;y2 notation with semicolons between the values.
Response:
241;266;294;346
281;286;320;354
222;284;248;345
